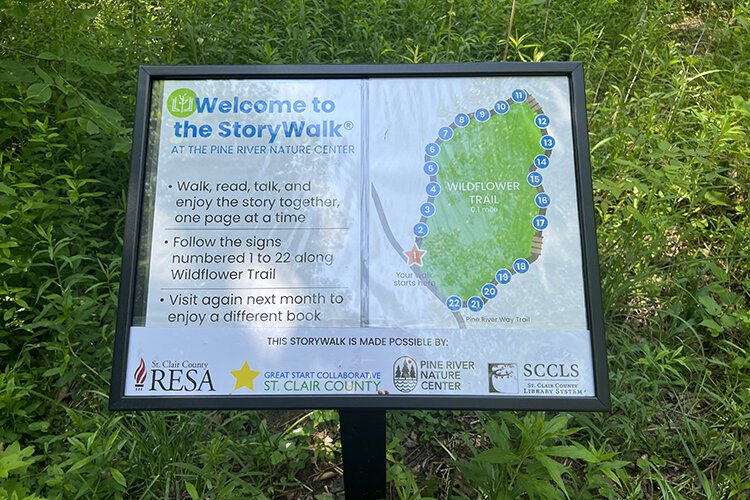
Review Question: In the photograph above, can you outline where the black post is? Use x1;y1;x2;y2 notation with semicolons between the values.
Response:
339;409;387;499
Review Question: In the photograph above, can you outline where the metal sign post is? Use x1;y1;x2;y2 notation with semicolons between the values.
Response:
340;409;387;499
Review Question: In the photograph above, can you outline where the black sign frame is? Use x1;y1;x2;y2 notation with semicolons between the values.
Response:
109;63;610;412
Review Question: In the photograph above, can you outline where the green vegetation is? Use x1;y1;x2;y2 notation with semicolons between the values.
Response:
421;102;542;301
1;0;748;498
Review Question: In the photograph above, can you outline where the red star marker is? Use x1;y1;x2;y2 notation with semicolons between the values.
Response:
404;244;426;266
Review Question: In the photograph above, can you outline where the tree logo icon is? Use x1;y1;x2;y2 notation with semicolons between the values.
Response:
488;363;519;394
166;88;197;117
393;356;418;393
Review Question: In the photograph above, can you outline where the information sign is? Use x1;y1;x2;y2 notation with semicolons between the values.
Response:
110;63;609;410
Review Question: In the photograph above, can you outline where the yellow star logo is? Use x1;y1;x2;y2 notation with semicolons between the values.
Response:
231;361;260;391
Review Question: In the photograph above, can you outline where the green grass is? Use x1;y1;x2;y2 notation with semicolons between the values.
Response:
1;0;749;498
421;102;542;300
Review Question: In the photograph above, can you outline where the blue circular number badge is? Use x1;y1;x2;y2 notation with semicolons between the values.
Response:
413;222;429;237
534;154;549;169
481;283;498;299
446;295;462;312
468;296;484;312
454;113;469;127
420;202;435;217
438;126;453;140
535;114;550;128
512;89;527;102
495;269;512;284
513;258;529;274
527;172;543;187
535;193;551;208
532;215;548;230
423;161;439;175
494;100;510;114
426;182;441;196
425;142;440;156
475;108;490;122
540;135;556;149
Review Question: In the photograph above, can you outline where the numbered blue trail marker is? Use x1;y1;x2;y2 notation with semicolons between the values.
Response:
426;182;441;196
527;172;543;187
446;295;462;312
540;135;556;149
495;269;512;284
482;283;498;299
532;215;549;230
535;114;550;128
534;154;549;169
438;127;453;140
535;193;551;208
413;222;429;237
420;202;435;217
468;296;484;312
513;258;530;274
454;113;469;127
494;100;510;114
475;108;490;122
425;142;440;156
424;161;439;175
512;89;527;102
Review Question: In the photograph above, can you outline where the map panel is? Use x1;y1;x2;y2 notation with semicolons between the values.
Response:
368;77;588;331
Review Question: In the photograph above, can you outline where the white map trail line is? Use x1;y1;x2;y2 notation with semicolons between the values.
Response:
370;183;466;329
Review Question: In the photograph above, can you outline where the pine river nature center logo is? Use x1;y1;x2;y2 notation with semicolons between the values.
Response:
393;356;418;393
167;88;197;118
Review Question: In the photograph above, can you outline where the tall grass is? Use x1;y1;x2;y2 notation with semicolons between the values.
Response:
1;0;748;497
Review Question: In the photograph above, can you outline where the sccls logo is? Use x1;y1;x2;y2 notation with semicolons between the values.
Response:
132;357;216;392
523;363;580;379
488;363;519;394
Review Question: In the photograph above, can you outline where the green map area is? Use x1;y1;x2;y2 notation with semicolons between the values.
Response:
420;102;544;301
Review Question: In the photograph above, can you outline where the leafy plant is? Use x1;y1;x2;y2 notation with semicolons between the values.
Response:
0;441;42;500
454;413;628;498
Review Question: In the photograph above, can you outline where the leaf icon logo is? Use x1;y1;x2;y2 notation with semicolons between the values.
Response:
166;88;197;117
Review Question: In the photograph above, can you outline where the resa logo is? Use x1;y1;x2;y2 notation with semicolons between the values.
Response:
133;359;216;392
134;358;147;391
